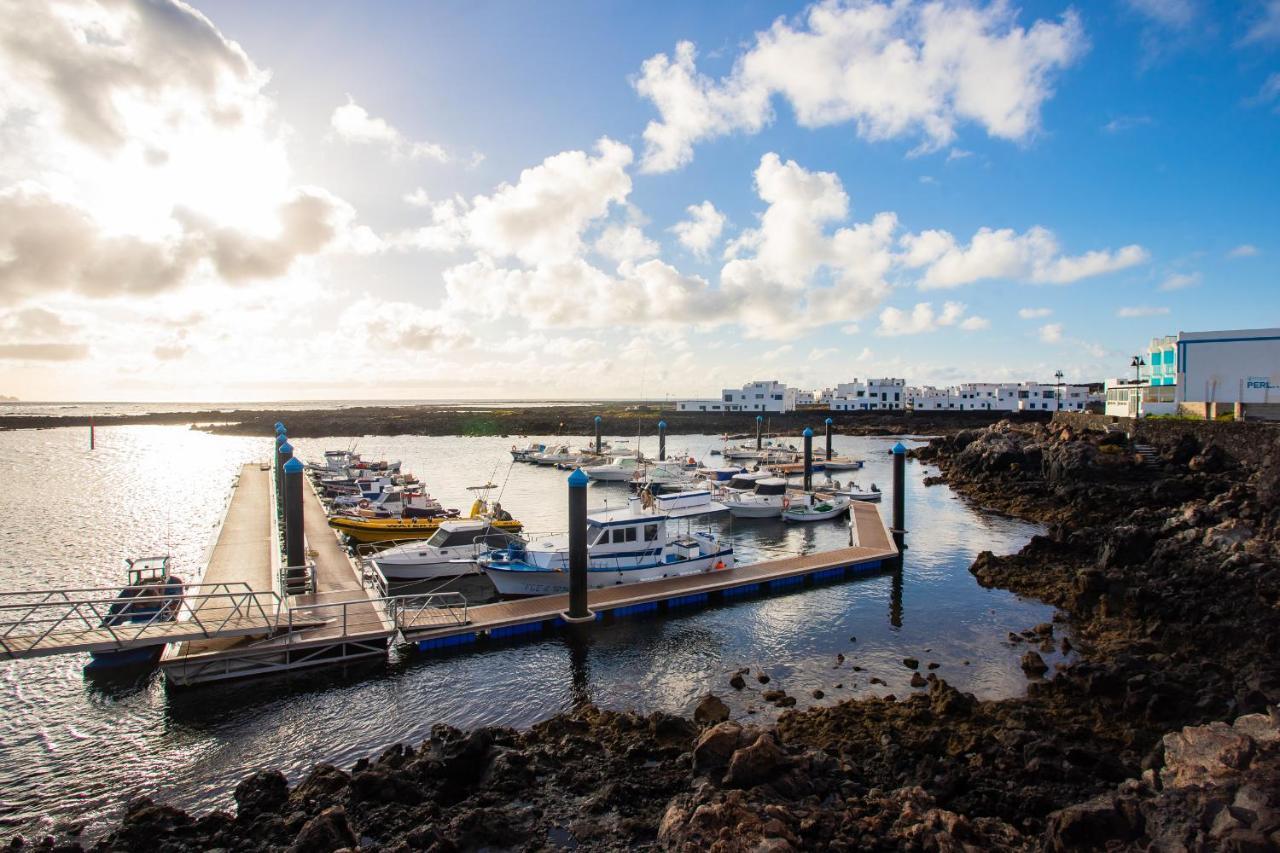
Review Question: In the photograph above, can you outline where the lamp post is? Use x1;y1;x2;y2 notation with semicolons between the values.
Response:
1054;370;1063;413
1130;355;1146;384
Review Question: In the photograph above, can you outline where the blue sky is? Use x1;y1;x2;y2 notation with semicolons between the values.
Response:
0;0;1276;400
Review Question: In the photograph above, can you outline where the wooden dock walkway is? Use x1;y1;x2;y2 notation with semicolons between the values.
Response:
400;501;897;646
160;463;392;685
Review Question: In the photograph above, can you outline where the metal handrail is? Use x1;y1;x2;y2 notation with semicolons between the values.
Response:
278;561;317;597
0;585;284;655
384;592;469;631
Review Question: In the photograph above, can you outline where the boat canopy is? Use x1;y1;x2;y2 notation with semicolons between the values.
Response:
754;478;788;496
727;472;770;490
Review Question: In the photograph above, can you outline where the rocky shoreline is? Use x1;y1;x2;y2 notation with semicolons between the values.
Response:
0;404;1048;439
21;417;1280;851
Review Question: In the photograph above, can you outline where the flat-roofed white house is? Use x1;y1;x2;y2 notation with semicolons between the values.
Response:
1105;328;1280;419
829;378;906;411
676;380;797;413
907;382;1088;412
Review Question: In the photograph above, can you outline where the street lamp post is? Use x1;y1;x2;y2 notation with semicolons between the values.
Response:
1130;355;1146;384
1054;369;1063;413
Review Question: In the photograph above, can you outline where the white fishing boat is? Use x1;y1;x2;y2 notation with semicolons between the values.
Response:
372;519;519;582
723;477;789;519
479;495;732;597
582;455;643;482
822;456;864;471
510;441;546;462
782;493;852;522
695;465;746;482
531;444;590;466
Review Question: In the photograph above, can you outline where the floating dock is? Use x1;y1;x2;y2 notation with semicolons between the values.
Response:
159;464;393;685
400;501;896;648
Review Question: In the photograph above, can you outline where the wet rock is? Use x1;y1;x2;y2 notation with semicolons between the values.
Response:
757;672;770;684
1021;651;1049;676
811;689;824;699
729;672;746;690
903;657;919;669
910;673;927;688
694;694;730;725
287;806;356;853
723;734;787;789
234;769;288;820
927;662;940;670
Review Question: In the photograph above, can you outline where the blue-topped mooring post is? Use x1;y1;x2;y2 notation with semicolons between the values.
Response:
561;468;594;623
594;415;602;455
277;440;293;518
658;420;667;462
756;415;763;450
802;427;814;492
283;457;305;570
891;442;907;561
824;417;833;460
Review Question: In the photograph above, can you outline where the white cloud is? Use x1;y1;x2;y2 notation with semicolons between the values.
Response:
1102;115;1153;133
633;1;1086;172
1018;306;1052;319
671;201;726;257
1116;305;1169;318
1124;0;1196;28
1039;322;1063;343
901;226;1148;288
340;295;472;352
946;148;973;162
1159;271;1201;290
1252;73;1280;109
1241;1;1280;45
0;0;361;304
403;188;432;207
876;300;981;336
1227;244;1259;258
330;97;448;162
594;223;659;264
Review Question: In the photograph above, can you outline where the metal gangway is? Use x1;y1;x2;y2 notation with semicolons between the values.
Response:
0;582;316;661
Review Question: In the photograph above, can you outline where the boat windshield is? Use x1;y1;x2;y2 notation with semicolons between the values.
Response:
755;479;787;496
727;475;763;490
426;526;486;548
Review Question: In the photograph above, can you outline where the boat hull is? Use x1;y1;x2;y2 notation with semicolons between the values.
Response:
374;556;478;582
782;499;851;522
331;517;522;544
483;551;734;597
725;501;783;519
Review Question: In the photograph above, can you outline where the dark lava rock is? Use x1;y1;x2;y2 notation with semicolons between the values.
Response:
1021;651;1049;676
729;673;746;690
723;734;787;789
694;694;730;725
812;689;824;699
235;769;289;820
910;673;927;688
756;672;770;684
287;806;357;853
903;657;919;669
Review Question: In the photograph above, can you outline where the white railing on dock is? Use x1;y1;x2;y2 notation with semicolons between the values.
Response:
0;582;282;656
386;592;469;631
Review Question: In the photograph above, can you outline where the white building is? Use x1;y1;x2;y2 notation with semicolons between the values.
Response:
676;379;797;413
829;378;906;411
794;390;817;406
907;381;1088;412
1105;328;1280;418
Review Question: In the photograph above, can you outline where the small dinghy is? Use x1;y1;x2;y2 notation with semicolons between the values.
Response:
782;493;852;522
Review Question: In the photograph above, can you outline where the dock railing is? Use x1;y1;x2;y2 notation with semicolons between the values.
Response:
0;582;282;656
385;592;469;632
279;561;317;597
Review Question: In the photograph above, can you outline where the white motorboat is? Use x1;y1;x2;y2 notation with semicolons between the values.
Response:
721;471;774;494
723;477;789;518
531;444;590;466
782;493;852;522
372;519;519;582
824;478;882;502
695;465;746;482
511;441;546;462
630;461;694;488
479;495;732;597
822;456;864;471
582;455;642;482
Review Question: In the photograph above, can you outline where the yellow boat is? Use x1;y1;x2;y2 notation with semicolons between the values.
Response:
328;500;522;544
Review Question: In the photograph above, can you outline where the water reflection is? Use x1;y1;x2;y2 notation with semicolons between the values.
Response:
0;426;1065;836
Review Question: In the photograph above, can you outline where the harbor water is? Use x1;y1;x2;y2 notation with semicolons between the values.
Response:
0;425;1065;836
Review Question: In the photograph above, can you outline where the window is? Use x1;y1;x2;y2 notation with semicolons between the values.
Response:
644;524;658;541
894;392;900;401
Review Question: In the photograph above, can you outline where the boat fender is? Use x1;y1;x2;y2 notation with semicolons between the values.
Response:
782;496;791;509
715;561;725;570
359;499;370;508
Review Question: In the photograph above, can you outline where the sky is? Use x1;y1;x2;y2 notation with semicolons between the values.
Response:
0;0;1276;402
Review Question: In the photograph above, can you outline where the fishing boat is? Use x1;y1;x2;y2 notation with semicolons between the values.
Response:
822;456;864;471
722;477;789;518
695;465;745;482
721;471;774;494
479;494;732;597
782;493;852;522
330;498;521;544
510;441;546;462
530;444;585;466
371;520;522;582
84;556;184;670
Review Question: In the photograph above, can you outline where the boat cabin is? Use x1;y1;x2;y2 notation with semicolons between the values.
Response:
125;555;173;585
725;471;772;491
753;478;788;496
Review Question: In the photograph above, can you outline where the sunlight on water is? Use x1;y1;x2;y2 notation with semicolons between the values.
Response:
0;426;1063;835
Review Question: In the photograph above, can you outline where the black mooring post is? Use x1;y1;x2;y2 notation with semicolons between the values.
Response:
284;457;305;569
756;415;763;450
562;468;594;623
276;439;293;519
891;441;907;562
825;417;833;460
594;415;602;455
658;420;666;462
802;427;814;491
